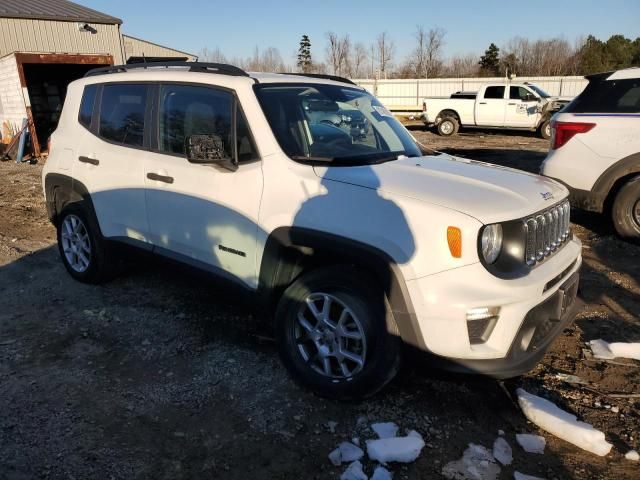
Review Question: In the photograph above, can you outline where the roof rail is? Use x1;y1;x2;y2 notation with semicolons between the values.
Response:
282;72;357;85
84;61;249;78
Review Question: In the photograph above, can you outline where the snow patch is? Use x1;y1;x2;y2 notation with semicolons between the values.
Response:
514;472;546;480
492;437;512;465
371;422;399;439
515;434;546;454
589;339;640;361
340;461;368;480
366;432;425;464
517;388;612;456
329;442;365;466
371;465;393;480
625;450;639;461
441;443;501;480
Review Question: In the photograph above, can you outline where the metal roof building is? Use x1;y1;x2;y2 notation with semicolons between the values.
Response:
0;0;196;156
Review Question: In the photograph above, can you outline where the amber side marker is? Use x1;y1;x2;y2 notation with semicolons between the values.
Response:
447;226;462;258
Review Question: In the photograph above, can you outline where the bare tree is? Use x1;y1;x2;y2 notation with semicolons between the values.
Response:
349;42;368;78
443;54;479;77
199;47;228;63
411;26;445;78
376;32;394;78
325;32;351;76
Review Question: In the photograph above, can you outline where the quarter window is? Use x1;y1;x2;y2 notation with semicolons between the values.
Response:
484;86;505;99
79;84;97;129
99;84;148;147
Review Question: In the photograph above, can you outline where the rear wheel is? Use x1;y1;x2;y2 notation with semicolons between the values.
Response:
275;266;401;400
57;204;114;283
437;116;459;136
611;176;640;243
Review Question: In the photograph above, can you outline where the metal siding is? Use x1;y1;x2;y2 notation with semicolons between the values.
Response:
0;54;27;140
122;35;197;62
0;18;123;63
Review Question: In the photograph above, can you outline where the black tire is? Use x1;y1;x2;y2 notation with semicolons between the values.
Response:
437;116;459;136
539;119;552;140
56;203;114;283
611;176;640;243
275;265;401;400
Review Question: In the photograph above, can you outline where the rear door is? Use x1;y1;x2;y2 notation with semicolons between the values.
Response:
475;85;506;126
73;82;151;244
143;83;263;288
505;86;539;127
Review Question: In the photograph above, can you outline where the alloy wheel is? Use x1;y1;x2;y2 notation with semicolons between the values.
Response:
61;214;91;272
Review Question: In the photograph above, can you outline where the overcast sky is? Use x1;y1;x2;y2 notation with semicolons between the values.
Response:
81;0;640;62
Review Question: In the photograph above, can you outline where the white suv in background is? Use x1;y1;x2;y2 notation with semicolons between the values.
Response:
43;62;582;399
541;67;640;242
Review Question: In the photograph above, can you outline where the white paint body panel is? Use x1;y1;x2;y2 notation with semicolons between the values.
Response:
43;69;582;362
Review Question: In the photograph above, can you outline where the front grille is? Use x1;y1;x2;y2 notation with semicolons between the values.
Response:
523;200;571;266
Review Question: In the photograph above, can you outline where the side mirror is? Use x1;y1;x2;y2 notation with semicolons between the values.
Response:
185;134;237;171
523;94;538;102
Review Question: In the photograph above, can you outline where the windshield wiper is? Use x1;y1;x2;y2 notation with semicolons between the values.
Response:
290;152;417;166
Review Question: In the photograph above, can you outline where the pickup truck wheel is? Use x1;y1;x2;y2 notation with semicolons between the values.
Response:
275;266;401;400
612;176;640;243
539;119;552;140
437;116;459;136
57;204;114;283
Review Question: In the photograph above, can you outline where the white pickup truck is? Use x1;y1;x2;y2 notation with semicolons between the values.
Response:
422;82;571;139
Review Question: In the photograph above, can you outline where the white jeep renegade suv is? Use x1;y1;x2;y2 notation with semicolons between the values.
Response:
541;67;640;242
43;62;582;399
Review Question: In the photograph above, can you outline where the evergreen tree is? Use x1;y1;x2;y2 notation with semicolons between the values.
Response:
479;43;500;75
297;35;312;73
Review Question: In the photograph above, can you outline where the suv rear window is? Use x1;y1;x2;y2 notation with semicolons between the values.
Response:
566;78;640;114
79;85;97;129
99;84;148;147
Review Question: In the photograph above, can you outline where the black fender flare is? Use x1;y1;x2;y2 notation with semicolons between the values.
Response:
257;227;423;347
590;152;640;212
44;173;101;232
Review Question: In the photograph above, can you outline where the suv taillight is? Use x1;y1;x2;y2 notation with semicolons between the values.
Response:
551;121;595;150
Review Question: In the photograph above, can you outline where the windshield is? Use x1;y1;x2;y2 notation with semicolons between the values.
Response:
254;83;421;164
527;84;551;98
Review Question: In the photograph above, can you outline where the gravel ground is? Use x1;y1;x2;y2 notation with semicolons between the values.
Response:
0;130;639;479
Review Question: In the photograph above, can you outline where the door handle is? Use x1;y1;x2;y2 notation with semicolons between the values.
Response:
78;156;99;166
479;102;487;105
147;172;174;184
508;102;516;105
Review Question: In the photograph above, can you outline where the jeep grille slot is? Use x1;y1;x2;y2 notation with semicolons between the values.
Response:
524;200;571;266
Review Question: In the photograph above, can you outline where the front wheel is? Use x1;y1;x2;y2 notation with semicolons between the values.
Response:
611;176;640;243
275;266;401;400
437;116;459;136
539;119;552;140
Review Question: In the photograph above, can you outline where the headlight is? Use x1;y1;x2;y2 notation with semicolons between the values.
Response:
481;224;503;264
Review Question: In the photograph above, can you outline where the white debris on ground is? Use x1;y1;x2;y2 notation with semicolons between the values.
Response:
327;421;339;433
516;388;613;456
589;339;640;361
515;434;546;454
513;472;546;480
366;431;425;464
492;437;513;465
625;450;639;461
441;443;501;480
370;465;393;480
340;461;368;480
371;422;399;439
329;442;365;466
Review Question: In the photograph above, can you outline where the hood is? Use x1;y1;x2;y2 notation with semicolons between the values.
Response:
314;153;568;224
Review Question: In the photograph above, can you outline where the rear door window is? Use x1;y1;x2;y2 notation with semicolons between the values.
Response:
99;84;148;147
566;79;640;113
483;86;505;99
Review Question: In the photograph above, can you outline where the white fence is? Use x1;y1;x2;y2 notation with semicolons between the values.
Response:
353;76;588;109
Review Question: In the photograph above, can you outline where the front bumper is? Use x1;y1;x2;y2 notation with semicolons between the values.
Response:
427;271;580;378
400;236;582;376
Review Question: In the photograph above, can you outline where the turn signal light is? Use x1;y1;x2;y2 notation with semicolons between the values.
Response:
447;226;462;258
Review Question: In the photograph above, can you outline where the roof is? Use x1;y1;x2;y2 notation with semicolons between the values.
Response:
122;34;197;59
0;0;122;25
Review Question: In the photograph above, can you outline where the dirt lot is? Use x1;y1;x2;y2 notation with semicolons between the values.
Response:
1;130;639;479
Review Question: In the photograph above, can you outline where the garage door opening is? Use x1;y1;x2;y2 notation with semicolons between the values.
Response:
15;53;113;156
